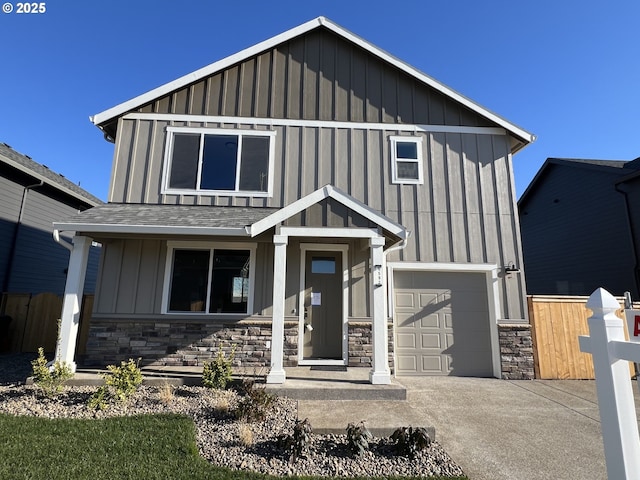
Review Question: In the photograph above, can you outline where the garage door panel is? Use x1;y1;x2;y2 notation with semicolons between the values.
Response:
419;313;441;328
397;332;417;348
394;271;493;377
421;333;441;348
421;355;443;373
396;355;418;373
395;292;415;308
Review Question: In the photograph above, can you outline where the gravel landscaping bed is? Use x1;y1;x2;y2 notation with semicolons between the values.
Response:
0;354;465;478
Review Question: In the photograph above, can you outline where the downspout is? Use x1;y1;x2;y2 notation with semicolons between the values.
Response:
53;229;74;252
2;180;44;292
383;231;412;317
615;182;640;297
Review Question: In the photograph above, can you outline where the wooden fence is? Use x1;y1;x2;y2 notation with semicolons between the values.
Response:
528;295;639;379
0;292;94;354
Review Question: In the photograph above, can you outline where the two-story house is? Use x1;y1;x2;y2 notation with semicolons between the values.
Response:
54;17;535;384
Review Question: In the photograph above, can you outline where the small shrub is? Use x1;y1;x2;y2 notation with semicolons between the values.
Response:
87;358;143;411
238;423;254;447
87;385;109;411
214;396;230;415
30;347;73;398
202;345;236;390
390;426;432;457
103;358;143;402
346;420;373;456
278;418;312;463
235;378;275;422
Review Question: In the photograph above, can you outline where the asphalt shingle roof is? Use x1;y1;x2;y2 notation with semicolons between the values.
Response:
0;142;103;206
56;203;280;229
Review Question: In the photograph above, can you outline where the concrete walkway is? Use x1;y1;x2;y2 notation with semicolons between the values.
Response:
299;377;640;480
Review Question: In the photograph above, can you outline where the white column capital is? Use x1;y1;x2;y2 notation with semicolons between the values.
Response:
370;236;386;247
273;234;289;245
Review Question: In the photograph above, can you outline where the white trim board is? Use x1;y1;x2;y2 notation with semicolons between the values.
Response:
91;16;535;146
123;112;508;137
52;222;249;236
250;185;406;239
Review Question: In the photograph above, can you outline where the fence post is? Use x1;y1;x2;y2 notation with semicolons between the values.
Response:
580;288;640;480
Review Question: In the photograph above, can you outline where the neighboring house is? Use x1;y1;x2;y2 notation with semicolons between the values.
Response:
519;157;640;299
54;17;535;383
0;142;102;296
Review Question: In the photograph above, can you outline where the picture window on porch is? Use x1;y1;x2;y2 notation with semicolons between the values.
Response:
163;127;276;197
164;245;253;314
390;136;424;185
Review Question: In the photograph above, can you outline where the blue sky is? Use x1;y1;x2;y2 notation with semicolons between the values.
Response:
1;0;639;201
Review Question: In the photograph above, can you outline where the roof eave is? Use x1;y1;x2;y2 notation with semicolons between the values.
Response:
52;222;250;236
90;16;534;145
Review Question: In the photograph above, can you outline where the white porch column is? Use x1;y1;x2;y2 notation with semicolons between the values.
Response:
369;237;390;384
55;235;91;372
267;234;288;384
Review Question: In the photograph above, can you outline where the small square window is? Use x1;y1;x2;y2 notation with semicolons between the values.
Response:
311;257;336;274
390;136;423;185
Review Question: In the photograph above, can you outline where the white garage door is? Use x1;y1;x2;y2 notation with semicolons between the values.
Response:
394;271;493;376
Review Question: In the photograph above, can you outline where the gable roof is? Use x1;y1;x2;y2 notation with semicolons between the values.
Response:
518;157;640;206
0;142;103;207
90;16;534;149
249;184;406;240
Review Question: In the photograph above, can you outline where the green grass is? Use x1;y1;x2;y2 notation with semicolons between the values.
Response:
0;413;467;480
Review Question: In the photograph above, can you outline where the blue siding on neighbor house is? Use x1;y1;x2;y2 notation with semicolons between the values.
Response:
519;163;638;297
0;149;101;296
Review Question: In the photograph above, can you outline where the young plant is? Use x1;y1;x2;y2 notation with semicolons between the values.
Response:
30;347;73;398
390;426;432;457
278;418;313;463
158;382;174;405
202;344;236;389
346;421;373;456
87;358;143;410
235;377;275;422
103;358;143;401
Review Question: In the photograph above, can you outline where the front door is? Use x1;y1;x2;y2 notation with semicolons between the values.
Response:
302;250;343;361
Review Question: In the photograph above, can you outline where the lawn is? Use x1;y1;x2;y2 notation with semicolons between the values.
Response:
0;413;468;480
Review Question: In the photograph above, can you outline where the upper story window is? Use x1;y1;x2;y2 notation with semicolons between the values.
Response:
163;127;276;197
390;136;424;185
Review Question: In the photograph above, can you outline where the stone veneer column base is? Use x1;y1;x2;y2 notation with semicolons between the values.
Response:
499;324;535;380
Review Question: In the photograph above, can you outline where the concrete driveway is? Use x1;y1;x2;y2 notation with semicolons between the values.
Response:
396;377;640;480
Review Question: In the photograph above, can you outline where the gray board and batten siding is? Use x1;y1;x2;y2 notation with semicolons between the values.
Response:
94;26;527;321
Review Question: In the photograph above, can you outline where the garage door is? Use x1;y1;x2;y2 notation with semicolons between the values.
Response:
394;271;493;376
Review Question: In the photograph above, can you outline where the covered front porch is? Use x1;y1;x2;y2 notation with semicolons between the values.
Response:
52;185;407;385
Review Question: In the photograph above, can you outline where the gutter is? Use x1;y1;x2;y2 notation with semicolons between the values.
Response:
2;180;44;291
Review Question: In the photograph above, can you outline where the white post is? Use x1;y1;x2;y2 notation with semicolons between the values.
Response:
267;234;288;384
369;237;390;384
56;235;91;372
579;288;640;480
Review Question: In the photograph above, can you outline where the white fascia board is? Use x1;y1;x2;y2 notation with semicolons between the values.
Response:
91;17;325;126
248;186;330;236
92;16;534;146
318;18;535;145
2;156;102;207
249;185;406;239
52;222;249;236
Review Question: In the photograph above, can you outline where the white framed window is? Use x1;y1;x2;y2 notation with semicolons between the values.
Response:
162;127;276;197
161;241;257;315
390;136;424;185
